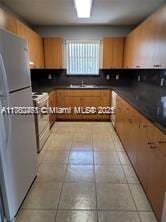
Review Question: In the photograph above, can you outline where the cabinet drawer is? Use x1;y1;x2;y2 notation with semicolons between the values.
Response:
65;90;101;97
101;90;110;97
56;90;65;97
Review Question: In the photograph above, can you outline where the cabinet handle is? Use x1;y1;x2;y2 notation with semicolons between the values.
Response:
154;64;162;67
143;125;148;128
158;141;166;144
147;142;154;145
136;65;140;68
150;146;157;149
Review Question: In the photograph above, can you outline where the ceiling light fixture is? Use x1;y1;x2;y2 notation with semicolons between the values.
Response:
74;0;93;18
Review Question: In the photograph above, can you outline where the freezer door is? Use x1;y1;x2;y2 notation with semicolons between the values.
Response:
0;87;37;220
0;30;31;92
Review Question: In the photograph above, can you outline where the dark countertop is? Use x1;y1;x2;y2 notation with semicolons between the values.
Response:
32;84;166;134
32;85;111;92
111;86;166;135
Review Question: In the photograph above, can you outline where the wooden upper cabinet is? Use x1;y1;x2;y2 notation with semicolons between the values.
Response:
0;8;44;69
149;5;166;68
112;37;124;68
24;26;44;69
16;20;26;38
123;5;166;69
44;37;63;69
103;37;113;69
103;37;124;69
0;8;17;34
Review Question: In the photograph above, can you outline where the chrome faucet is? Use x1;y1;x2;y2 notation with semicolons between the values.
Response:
81;80;85;87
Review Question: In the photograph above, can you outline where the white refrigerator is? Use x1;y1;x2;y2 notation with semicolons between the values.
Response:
0;30;37;221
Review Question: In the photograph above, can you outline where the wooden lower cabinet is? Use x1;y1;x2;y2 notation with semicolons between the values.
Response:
135;116;153;191
49;90;56;127
115;95;166;221
56;89;111;120
126;106;140;167
147;148;166;220
116;96;139;167
64;96;82;120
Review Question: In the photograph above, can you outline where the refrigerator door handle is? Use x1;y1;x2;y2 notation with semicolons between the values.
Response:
0;54;12;150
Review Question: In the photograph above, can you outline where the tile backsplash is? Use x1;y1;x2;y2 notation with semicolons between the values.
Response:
133;69;166;87
31;68;166;88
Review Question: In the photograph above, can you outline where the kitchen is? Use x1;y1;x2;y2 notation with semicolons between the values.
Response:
0;0;166;222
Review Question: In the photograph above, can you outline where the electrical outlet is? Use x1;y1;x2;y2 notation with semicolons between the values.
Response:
106;75;110;80
137;75;141;81
160;78;164;86
48;74;52;80
115;74;119;80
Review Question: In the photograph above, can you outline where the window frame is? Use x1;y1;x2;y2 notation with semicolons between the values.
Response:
64;40;101;76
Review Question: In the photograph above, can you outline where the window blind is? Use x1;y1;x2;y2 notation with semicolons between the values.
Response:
66;41;100;75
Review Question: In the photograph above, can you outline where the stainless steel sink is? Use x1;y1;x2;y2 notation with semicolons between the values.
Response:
69;84;96;88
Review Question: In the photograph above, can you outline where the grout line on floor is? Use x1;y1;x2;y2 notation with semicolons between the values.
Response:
92;130;99;222
53;129;73;222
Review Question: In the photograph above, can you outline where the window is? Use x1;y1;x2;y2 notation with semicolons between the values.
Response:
65;40;100;75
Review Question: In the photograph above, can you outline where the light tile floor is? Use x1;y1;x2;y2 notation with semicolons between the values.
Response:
16;122;157;222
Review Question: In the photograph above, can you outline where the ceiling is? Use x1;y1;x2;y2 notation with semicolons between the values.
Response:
1;0;165;26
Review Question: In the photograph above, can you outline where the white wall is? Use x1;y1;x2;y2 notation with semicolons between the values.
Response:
34;25;134;40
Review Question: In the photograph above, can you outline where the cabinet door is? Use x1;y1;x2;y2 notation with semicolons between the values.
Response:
150;5;166;69
16;20;26;38
0;9;17;34
112;37;124;68
123;5;166;69
24;26;35;66
147;148;166;220
56;90;66;120
49;91;56;127
35;34;44;68
65;96;82;120
115;96;122;134
123;36;131;68
101;90;111;106
100;90;111;120
103;37;113;69
25;27;44;68
44;37;63;68
123;33;138;68
103;37;124;68
135;116;153;190
81;96;100;120
127;107;140;166
153;127;166;156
